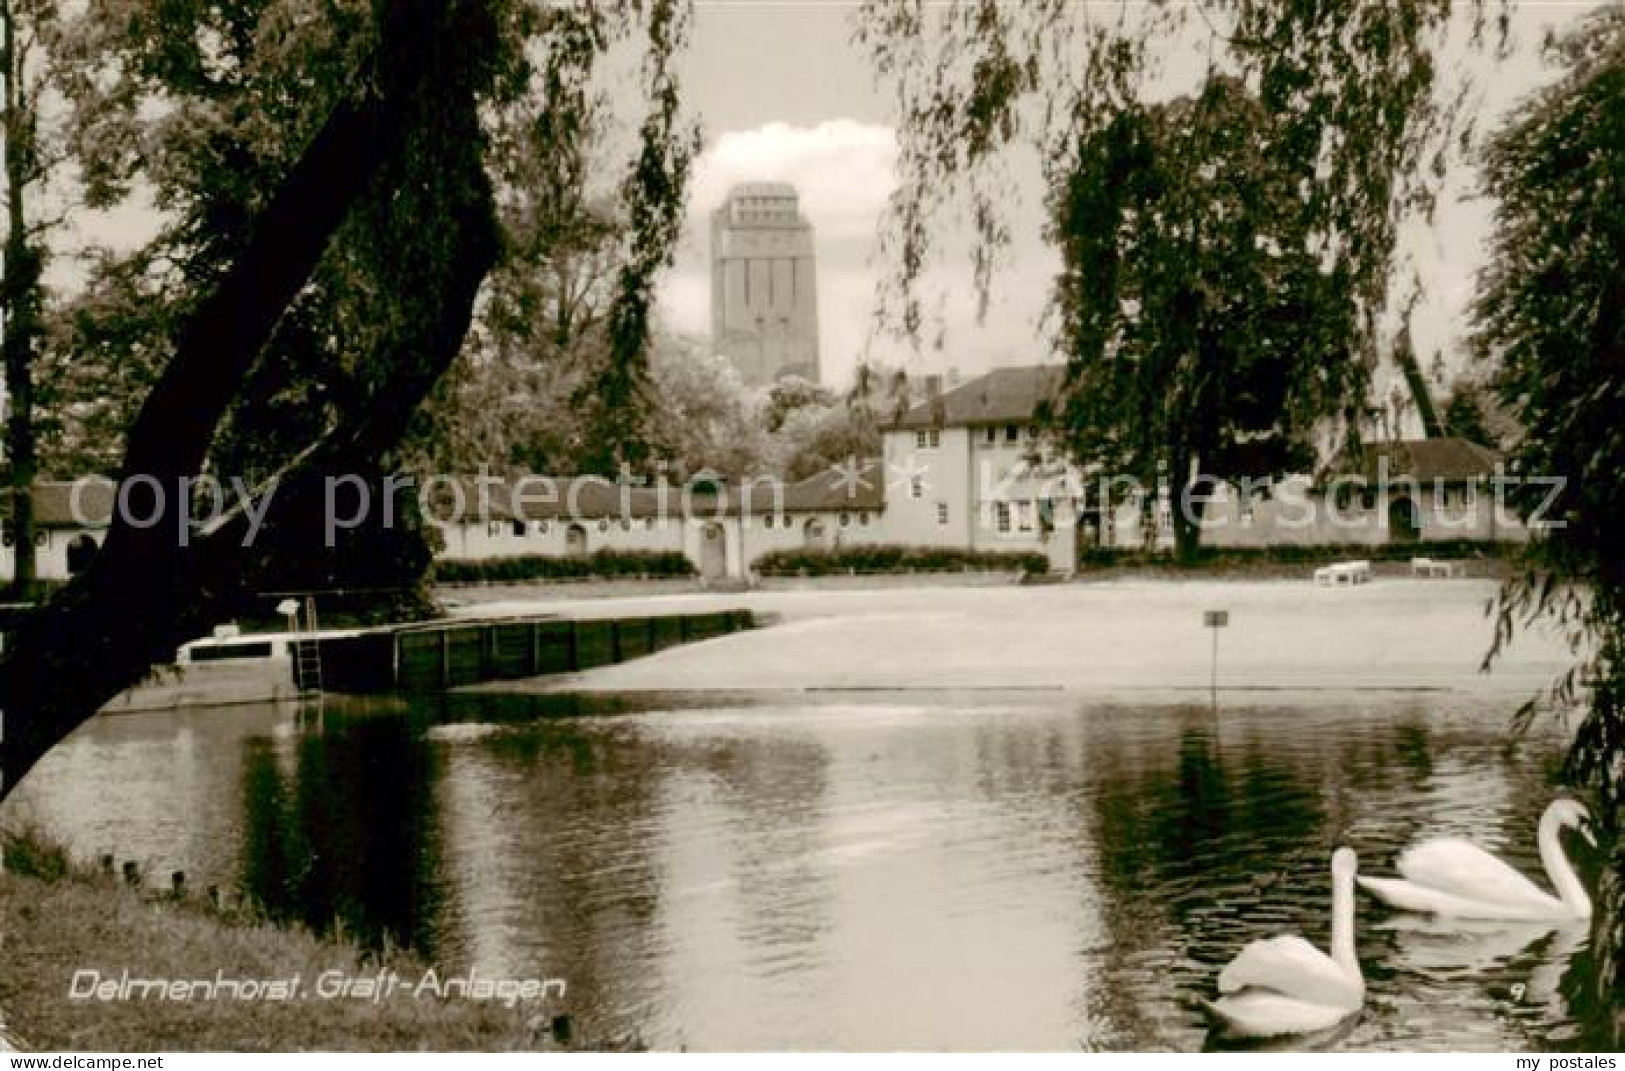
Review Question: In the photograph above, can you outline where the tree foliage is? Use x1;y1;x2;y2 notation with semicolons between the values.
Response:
857;0;1508;531
0;0;700;805
1045;75;1357;558
1475;5;1625;1017
1;0;62;593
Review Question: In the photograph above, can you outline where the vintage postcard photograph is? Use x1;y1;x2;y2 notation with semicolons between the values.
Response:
0;0;1621;1056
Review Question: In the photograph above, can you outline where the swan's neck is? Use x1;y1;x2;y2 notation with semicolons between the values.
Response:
1538;813;1592;916
1331;868;1360;980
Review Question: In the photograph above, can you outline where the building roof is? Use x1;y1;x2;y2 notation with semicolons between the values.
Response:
727;181;799;200
427;476;677;522
775;459;884;512
435;464;884;524
891;364;1066;430
1359;438;1504;483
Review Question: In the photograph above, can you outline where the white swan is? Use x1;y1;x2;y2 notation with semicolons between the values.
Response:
1357;800;1594;921
1206;847;1364;1039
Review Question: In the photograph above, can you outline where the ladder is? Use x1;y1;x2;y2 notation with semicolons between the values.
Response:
292;595;324;696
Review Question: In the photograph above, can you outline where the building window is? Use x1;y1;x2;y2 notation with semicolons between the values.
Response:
620;518;632;531
598;519;610;532
1005;424;1019;443
486;520;503;537
645;517;656;529
1016;500;1035;533
910;475;924;499
511;519;526;537
936;502;949;526
839;512;851;527
535;520;550;535
859;512;869;526
929;429;941;448
984;427;997;446
995;501;1011;533
763;515;775;529
915;430;928;448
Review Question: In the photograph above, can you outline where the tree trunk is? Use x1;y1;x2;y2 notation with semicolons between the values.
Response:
1172;486;1205;565
0;0;499;803
1393;323;1442;439
1;0;42;597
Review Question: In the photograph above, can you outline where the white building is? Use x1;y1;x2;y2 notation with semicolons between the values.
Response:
0;481;111;582
434;464;885;582
879;364;1525;566
6;370;1525;587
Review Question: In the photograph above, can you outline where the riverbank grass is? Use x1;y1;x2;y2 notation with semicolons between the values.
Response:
0;831;568;1051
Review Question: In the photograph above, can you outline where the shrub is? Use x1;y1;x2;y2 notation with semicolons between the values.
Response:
752;544;1049;576
434;549;697;584
1076;539;1514;570
2;825;70;881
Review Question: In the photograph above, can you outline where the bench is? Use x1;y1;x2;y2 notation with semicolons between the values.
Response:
1410;556;1463;579
1313;560;1373;586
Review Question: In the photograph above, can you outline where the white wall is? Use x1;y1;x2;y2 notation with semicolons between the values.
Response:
742;507;884;568
0;527;106;581
1196;476;1530;548
881;426;974;548
437;516;686;560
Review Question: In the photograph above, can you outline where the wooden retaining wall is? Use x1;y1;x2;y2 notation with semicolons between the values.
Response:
312;610;752;694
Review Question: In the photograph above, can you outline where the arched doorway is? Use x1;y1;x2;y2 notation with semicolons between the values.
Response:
565;523;589;558
66;533;100;576
1387;495;1421;542
700;522;728;580
803;518;828;551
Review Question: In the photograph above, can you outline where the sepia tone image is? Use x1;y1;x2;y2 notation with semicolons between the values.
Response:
0;0;1621;1053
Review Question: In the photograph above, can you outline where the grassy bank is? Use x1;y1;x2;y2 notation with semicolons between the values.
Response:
0;832;612;1051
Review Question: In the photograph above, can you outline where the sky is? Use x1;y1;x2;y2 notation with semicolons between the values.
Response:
38;1;1605;400
656;0;1602;394
660;1;1047;387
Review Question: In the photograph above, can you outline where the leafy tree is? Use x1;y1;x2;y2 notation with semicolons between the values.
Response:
1391;316;1444;439
645;339;773;481
1045;75;1355;560
858;1;1506;547
1;0;61;594
1476;5;1625;1018
0;0;699;803
773;392;881;482
409;23;640;480
763;375;834;433
1440;380;1496;447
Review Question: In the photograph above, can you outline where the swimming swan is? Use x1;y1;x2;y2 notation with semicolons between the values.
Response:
1357;800;1594;921
1206;848;1364;1038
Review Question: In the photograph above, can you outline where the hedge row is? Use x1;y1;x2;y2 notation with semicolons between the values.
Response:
435;549;697;583
753;544;1050;576
1077;539;1515;568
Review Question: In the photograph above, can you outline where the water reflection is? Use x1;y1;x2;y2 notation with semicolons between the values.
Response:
4;690;1612;1050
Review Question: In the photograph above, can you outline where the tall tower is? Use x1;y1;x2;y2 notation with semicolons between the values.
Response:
709;182;821;385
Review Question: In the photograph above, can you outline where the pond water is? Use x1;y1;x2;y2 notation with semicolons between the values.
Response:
5;685;1612;1050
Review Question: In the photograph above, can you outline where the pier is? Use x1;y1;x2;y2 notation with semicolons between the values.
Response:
308;609;754;694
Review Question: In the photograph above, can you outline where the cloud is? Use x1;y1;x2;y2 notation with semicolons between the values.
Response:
686;119;899;242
